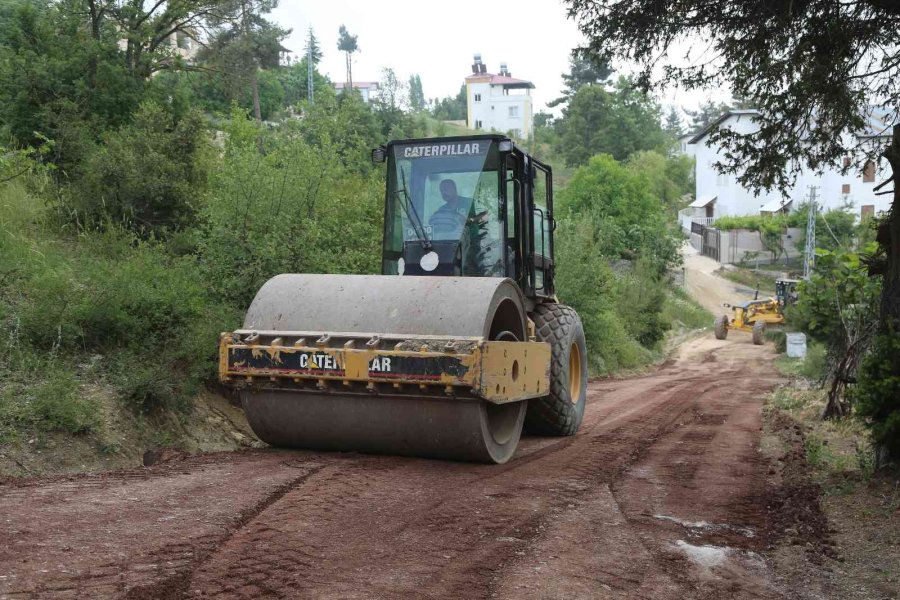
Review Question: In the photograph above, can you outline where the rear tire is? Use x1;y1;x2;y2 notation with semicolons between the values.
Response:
524;303;588;436
714;315;729;340
752;321;766;345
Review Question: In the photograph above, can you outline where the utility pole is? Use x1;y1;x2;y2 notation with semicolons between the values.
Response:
804;186;818;279
307;43;314;104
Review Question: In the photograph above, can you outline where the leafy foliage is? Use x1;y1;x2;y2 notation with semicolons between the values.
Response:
555;77;668;166
68;102;210;232
557;153;681;274
790;248;881;418
853;331;900;461
431;85;467;121
548;47;613;108
199;112;382;307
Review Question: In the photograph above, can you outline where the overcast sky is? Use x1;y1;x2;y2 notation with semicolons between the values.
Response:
270;0;727;115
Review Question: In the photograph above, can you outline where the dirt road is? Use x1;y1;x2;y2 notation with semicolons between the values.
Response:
0;332;790;600
682;244;759;316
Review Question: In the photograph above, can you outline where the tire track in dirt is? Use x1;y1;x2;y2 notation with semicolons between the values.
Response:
1;336;787;599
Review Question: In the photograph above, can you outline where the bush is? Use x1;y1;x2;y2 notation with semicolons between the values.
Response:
663;287;712;330
200;112;382;307
68;101;210;233
0;365;99;440
853;331;900;460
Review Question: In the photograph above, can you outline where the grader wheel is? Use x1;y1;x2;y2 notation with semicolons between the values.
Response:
752;321;766;345
714;315;729;340
524;304;588;436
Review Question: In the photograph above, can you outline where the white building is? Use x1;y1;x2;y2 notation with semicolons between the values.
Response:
465;55;534;139
675;133;695;157
335;81;380;103
683;109;893;230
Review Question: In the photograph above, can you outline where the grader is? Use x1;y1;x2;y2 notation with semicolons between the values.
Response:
218;135;588;464
714;278;799;344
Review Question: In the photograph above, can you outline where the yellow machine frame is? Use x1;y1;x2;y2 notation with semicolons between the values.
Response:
219;330;551;404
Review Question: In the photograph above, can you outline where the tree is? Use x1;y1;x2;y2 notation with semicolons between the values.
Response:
549;47;613;108
0;0;143;170
278;56;331;108
791;248;881;419
555;77;667;166
198;0;288;122
303;26;322;64
372;68;414;138
408;74;425;112
663;107;684;137
684;101;732;134
564;0;900;460
337;24;358;88
431;85;467;121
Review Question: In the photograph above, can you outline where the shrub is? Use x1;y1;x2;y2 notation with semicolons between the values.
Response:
200;113;382;307
853;330;900;461
69;101;210;233
0;365;99;439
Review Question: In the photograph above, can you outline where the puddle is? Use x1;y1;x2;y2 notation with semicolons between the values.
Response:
674;540;728;569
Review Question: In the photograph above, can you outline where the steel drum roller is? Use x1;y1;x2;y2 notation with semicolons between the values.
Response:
240;274;529;463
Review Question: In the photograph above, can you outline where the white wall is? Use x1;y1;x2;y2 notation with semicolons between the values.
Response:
468;82;533;138
694;114;892;219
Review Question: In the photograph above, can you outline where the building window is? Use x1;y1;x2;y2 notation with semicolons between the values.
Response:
842;156;851;168
863;161;876;182
474;93;481;102
475;120;483;129
716;173;728;187
508;106;519;118
842;183;851;195
861;205;875;219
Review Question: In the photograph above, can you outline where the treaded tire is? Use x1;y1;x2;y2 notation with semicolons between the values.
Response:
714;315;729;340
752;321;766;345
524;303;588;436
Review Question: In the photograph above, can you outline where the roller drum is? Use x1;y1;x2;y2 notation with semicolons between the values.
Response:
240;274;529;463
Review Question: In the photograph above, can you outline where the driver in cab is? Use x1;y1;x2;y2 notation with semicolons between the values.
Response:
429;179;472;238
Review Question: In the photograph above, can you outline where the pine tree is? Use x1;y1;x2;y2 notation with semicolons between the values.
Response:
304;26;322;64
337;25;358;88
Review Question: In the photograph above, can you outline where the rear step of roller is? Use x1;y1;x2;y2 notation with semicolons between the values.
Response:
220;274;551;463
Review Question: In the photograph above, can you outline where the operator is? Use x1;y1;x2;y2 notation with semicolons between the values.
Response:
429;179;472;238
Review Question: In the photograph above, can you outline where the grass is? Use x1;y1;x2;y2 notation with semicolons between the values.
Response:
766;386;875;492
718;267;779;293
0;178;238;449
775;341;827;380
663;286;713;330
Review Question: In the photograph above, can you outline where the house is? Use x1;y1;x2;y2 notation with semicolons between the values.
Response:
335;81;380;103
681;108;893;233
675;133;695;157
465;55;534;139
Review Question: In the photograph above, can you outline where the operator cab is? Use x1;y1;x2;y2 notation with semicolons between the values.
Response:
775;278;800;306
373;135;555;300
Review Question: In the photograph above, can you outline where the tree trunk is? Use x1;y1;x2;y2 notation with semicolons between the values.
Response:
348;52;353;89
251;68;262;122
882;125;900;331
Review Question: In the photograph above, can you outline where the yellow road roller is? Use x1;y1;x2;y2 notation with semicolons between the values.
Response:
218;135;588;463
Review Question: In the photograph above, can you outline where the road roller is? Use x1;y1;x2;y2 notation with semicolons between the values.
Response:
218;135;588;463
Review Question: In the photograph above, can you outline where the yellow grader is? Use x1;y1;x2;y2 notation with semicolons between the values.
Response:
217;135;588;464
714;278;799;345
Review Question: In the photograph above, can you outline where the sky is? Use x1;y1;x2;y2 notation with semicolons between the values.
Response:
270;0;727;116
